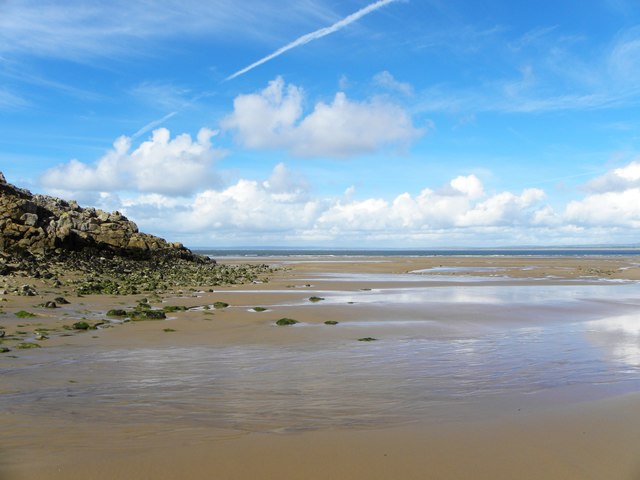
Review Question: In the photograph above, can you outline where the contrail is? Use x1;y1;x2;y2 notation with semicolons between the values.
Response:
132;111;178;139
226;0;401;81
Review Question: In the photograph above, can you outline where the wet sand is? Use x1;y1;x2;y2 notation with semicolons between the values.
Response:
2;255;640;479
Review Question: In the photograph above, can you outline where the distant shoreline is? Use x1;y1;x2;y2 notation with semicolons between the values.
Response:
196;247;640;258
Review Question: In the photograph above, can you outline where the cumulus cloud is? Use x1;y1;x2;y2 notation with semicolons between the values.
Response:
564;159;640;228
565;189;640;227
41;127;223;196
184;173;323;234
316;176;548;233
148;170;552;245
221;77;423;158
585;159;640;193
50;157;640;247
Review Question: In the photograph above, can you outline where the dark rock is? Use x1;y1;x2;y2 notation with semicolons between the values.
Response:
19;284;37;296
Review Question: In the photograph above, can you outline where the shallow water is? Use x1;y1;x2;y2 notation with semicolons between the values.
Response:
3;279;640;435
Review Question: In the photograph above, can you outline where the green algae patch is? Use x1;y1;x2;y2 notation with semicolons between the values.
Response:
106;309;128;317
213;302;229;309
252;307;267;312
309;296;325;303
324;320;339;325
15;311;36;318
130;310;166;321
275;318;299;326
71;321;93;330
16;342;41;349
162;305;189;313
358;337;377;342
163;328;176;332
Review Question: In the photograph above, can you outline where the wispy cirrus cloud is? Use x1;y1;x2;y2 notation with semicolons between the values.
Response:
408;22;640;116
225;0;402;80
0;88;27;109
0;0;339;61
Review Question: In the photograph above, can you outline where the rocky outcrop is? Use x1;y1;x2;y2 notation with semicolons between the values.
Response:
0;171;196;261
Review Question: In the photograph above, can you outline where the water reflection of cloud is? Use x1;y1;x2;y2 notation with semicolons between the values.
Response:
586;315;640;367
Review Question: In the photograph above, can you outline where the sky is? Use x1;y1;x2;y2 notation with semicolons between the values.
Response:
1;0;640;248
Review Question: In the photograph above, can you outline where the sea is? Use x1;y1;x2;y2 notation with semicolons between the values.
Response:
194;247;640;258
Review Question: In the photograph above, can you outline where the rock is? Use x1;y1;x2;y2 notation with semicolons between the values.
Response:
19;284;37;296
0;171;207;262
43;301;57;308
54;296;70;304
0;330;5;338
0;173;281;295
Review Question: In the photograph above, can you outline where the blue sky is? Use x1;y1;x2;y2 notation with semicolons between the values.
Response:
2;0;640;247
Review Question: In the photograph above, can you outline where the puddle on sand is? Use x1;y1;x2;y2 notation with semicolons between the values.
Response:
410;266;505;274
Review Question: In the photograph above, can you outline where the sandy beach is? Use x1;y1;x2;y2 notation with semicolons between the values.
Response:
2;255;640;479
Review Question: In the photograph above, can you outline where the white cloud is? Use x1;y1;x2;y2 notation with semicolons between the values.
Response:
373;71;414;96
585;159;640;192
565;188;640;227
48;157;640;247
41;127;222;196
222;77;423;157
457;188;546;226
184;177;323;234
565;158;640;227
